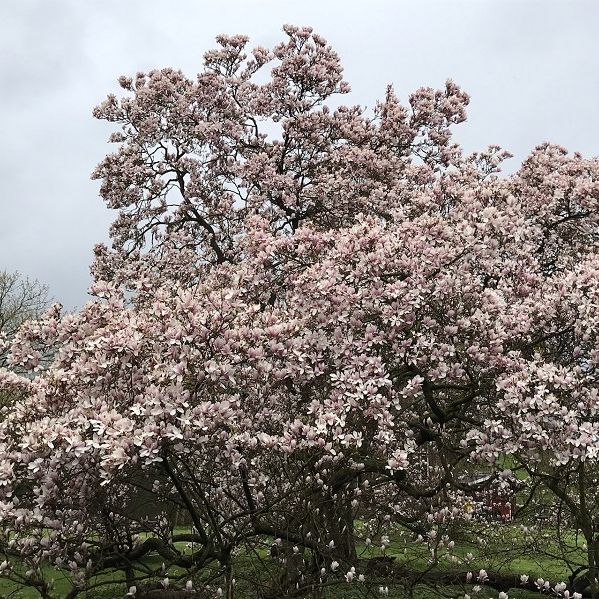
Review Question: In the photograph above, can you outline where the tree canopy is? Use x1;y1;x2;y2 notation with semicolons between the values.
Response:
1;25;599;599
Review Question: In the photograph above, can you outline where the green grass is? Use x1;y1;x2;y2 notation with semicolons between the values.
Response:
0;523;586;598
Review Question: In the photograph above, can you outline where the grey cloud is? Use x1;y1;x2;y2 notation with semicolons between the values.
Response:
0;1;87;106
1;0;598;308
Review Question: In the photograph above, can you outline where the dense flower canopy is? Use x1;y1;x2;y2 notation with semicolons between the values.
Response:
1;24;599;599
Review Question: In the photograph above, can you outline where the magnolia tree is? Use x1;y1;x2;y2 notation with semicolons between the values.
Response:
0;25;598;599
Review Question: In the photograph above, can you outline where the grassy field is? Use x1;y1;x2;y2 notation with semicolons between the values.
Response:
0;523;586;598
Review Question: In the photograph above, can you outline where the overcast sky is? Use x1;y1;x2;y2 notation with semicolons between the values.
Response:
1;0;598;309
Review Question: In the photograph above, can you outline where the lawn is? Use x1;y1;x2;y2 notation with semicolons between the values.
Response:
0;523;586;598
